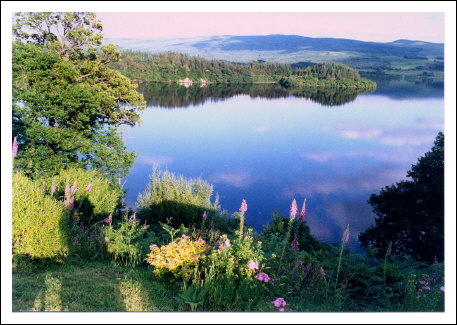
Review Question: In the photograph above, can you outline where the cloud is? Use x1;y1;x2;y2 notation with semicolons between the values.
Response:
140;155;173;167
209;171;251;188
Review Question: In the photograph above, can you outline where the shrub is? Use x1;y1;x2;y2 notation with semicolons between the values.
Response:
103;215;150;266
45;167;123;225
13;172;70;259
146;236;209;279
136;169;220;227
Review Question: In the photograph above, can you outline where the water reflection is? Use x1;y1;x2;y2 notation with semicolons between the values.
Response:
137;82;374;108
124;80;443;251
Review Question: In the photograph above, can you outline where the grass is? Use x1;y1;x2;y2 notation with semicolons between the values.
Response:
12;261;183;312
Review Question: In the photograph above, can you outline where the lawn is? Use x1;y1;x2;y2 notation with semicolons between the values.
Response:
12;262;182;312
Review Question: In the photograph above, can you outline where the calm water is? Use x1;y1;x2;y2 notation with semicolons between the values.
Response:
121;80;443;250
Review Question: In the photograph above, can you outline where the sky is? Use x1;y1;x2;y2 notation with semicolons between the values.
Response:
97;12;445;43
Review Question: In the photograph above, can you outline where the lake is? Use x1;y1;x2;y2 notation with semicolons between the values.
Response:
121;79;444;250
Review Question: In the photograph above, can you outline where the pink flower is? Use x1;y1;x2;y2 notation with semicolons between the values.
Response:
421;286;431;291
342;225;350;243
73;237;79;245
247;260;259;270
42;183;47;193
256;272;271;282
440;286;445;292
65;183;71;196
182;234;190;239
224;238;231;248
51;181;57;195
12;137;18;157
80;224;85;231
291;238;299;251
210;220;215;228
104;237;109;243
71;182;77;194
319;267;326;277
240;199;248;213
149;244;157;248
104;214;112;224
299;198;306;222
272;297;287;308
279;308;285;312
305;263;312;273
69;196;75;209
202;211;207;221
290;199;298;219
86;183;93;193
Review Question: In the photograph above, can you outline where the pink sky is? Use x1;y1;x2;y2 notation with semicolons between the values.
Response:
97;12;444;43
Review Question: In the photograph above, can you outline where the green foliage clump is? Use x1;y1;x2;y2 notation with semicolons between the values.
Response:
136;169;220;227
12;13;145;181
103;215;149;266
45;167;123;225
146;236;209;279
359;132;444;263
279;63;377;89
13;172;70;259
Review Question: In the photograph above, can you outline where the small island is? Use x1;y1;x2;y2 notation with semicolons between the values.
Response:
111;51;376;89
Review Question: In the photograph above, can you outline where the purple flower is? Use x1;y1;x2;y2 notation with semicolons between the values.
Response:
12;137;18;157
210;220;215;228
65;183;71;196
278;308;285;312
69;196;75;209
51;181;57;195
256;272;271;282
243;231;248;237
202;211;207;221
299;198;306;222
73;237;79;245
42;183;47;193
104;214;112;224
419;280;429;285
80;224;85;231
290;199;298;220
247;260;259;271
272;297;287;308
296;260;303;266
342;225;350;243
224;238;231;249
71;182;77;194
305;263;312;273
440;286;445;292
291;238;299;251
86;183;93;193
240;199;248;213
421;286;431;291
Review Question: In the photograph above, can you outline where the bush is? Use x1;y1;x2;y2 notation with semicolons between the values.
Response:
44;167;123;225
13;172;70;259
136;169;220;227
103;215;150;266
146;235;210;279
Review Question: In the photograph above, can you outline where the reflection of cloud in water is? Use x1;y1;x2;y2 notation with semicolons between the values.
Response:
335;122;442;147
140;155;173;167
253;124;270;133
277;165;408;198
338;128;382;140
303;147;431;164
209;171;251;188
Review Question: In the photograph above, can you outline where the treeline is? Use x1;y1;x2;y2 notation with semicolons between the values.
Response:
110;51;376;89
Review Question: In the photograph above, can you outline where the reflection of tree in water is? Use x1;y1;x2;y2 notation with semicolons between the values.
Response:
137;83;374;109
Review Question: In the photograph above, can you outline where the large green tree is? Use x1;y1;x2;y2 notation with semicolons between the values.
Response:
359;132;444;263
12;12;145;181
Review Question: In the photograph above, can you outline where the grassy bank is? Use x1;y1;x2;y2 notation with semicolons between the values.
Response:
12;261;182;312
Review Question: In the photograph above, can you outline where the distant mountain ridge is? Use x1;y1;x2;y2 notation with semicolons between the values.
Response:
104;34;444;66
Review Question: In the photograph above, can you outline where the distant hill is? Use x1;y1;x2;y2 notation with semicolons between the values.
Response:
104;34;444;65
